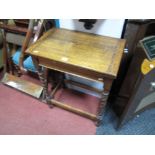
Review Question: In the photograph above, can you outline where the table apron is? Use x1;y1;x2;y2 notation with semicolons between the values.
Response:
38;57;114;83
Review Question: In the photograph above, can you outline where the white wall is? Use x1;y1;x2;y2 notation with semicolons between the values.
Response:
59;19;125;97
59;19;125;38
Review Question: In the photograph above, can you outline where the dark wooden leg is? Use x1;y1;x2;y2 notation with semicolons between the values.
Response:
96;78;113;126
48;71;64;108
38;67;49;102
14;64;22;76
2;40;13;74
50;70;58;90
7;44;18;76
2;33;9;75
61;73;66;89
46;70;57;108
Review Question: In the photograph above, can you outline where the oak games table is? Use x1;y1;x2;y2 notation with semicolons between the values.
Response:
26;28;126;125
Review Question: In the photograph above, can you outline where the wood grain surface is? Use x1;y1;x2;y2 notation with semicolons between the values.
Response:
26;28;126;79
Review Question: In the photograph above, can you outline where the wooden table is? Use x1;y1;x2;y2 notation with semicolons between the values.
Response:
26;28;126;125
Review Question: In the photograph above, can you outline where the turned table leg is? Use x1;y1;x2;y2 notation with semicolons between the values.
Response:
38;67;49;101
31;56;49;102
96;78;113;126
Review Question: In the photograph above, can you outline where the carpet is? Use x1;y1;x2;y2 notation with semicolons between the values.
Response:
0;72;155;135
0;83;97;135
96;106;155;135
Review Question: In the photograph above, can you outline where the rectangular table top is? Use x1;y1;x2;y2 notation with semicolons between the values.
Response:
26;28;126;79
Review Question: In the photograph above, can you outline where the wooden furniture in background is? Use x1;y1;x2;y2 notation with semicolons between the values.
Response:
111;19;155;115
26;28;126;125
0;20;33;74
14;19;29;28
116;42;155;127
0;20;45;98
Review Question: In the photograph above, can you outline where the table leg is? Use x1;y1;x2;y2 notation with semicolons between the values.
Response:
97;78;113;126
38;67;49;101
49;70;61;90
47;70;57;107
31;56;49;102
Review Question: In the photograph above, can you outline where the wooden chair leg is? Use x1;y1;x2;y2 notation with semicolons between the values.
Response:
14;64;22;77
